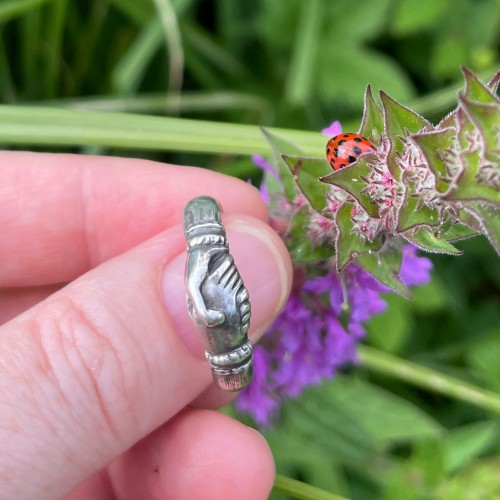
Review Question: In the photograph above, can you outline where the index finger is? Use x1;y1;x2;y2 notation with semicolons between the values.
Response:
0;151;266;287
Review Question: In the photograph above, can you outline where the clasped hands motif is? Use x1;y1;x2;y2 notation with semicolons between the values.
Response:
184;196;253;391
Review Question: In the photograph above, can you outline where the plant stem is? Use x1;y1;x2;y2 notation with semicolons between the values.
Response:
358;345;500;415
273;474;349;500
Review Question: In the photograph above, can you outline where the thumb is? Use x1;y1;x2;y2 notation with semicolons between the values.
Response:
0;215;291;499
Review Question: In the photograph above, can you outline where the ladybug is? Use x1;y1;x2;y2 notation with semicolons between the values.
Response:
326;133;376;171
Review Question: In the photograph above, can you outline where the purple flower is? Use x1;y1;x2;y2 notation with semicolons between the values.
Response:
237;253;431;425
400;245;433;286
251;154;279;179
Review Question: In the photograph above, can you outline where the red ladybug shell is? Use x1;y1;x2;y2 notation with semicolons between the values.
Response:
326;133;376;171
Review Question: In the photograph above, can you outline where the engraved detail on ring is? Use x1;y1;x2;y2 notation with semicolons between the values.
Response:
184;196;253;391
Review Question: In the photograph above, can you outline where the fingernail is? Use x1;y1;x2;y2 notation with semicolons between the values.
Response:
162;216;291;358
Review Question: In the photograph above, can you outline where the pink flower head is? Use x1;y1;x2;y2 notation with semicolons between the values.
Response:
322;120;343;137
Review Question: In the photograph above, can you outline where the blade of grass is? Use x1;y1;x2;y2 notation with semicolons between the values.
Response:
0;0;52;23
182;21;246;79
112;18;162;94
71;0;110;94
43;0;67;98
109;0;153;26
112;1;193;96
285;0;322;106
359;345;500;415
152;0;184;114
0;33;16;102
20;4;42;98
0;105;325;155
183;42;224;89
39;91;271;116
273;474;349;500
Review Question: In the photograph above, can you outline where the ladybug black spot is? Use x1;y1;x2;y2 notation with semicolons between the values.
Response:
343;134;350;138
353;137;362;143
348;156;356;163
326;147;331;154
353;146;362;155
333;148;338;157
338;140;346;146
340;163;347;168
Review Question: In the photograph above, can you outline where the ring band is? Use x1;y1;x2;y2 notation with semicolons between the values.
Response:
184;196;253;391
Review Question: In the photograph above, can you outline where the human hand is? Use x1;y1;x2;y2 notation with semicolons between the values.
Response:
0;152;292;499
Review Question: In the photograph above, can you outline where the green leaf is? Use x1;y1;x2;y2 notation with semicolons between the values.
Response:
323;0;392;42
462;66;499;104
325;376;442;447
276;393;378;465
317;47;414;109
381;91;430;179
367;294;412;353
443;421;498;474
391;0;450;35
290;399;379;465
290;240;335;263
282;155;332;213
357;245;411;298
465;203;500;256
456;106;475;151
459;95;500;162
401;226;462;255
445;150;500;205
439;220;479;242
411;439;446;487
438;457;500;500
411;128;457;193
431;38;468;81
411;275;450;313
467;328;500;392
321;155;380;217
397;194;441;232
261;128;305;200
359;84;385;143
335;202;382;270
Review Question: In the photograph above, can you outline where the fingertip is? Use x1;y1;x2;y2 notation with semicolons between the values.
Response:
109;409;275;500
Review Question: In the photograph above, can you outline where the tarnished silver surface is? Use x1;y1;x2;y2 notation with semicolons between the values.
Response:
184;196;252;391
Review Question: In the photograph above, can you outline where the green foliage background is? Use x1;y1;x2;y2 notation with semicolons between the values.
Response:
1;0;499;498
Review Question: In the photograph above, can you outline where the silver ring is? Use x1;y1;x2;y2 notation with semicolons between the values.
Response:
184;196;253;391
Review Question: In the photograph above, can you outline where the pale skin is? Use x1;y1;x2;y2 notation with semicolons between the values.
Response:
0;152;292;500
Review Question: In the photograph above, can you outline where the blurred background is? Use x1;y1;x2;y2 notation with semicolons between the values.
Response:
1;0;499;498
